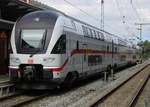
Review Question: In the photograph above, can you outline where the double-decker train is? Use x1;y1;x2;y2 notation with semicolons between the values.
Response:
9;11;138;89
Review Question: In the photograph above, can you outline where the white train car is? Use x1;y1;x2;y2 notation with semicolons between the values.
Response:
9;11;137;89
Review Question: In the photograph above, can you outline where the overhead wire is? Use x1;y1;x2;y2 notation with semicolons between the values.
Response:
113;0;139;39
129;0;150;40
83;0;101;28
63;0;99;21
63;0;127;36
114;0;131;25
36;0;146;41
136;0;150;22
113;0;128;34
130;0;141;21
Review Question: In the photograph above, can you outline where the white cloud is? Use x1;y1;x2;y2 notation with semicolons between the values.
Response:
137;8;150;19
36;0;150;41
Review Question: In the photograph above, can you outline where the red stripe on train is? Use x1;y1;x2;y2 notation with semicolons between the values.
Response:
51;58;69;72
9;68;20;71
9;49;131;72
52;49;131;72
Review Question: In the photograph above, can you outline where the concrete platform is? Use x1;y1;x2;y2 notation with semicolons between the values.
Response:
0;74;9;84
0;74;15;97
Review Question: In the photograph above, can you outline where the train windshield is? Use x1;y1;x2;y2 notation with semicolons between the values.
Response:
20;29;46;49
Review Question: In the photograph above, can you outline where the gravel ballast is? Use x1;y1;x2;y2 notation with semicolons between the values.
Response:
23;61;150;107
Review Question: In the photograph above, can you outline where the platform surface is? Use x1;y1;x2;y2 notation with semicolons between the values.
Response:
0;74;9;83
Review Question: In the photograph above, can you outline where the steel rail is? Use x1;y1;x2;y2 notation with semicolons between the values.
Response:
127;74;150;107
91;64;150;107
11;93;50;107
0;92;24;101
0;91;50;107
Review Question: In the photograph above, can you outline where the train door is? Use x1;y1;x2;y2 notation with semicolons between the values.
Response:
0;31;9;74
67;32;83;73
82;42;88;75
111;40;114;66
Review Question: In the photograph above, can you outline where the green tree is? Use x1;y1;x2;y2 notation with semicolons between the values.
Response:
137;40;150;59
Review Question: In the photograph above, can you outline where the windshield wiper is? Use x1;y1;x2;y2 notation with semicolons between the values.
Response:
29;48;41;57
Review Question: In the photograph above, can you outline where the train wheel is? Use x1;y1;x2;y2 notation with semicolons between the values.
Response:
61;72;78;89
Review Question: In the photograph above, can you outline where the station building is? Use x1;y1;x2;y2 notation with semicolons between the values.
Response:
0;0;56;74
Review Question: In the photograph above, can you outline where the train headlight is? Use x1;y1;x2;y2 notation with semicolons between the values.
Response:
43;57;55;63
10;57;20;63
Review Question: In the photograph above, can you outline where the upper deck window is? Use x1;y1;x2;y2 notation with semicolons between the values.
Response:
87;28;91;37
20;29;46;49
92;30;95;38
100;32;105;40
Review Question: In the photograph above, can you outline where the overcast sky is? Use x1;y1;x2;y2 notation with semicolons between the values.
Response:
37;0;150;42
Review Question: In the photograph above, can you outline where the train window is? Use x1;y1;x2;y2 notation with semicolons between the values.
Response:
101;33;105;41
98;32;103;40
87;28;91;37
20;29;46;49
84;27;88;36
107;46;109;51
133;55;136;59
95;31;99;39
82;26;86;36
88;55;102;66
85;27;89;36
90;30;93;37
89;29;93;37
96;32;99;39
76;41;79;50
97;32;100;39
51;35;66;54
92;30;95;38
71;20;76;30
120;55;126;61
91;30;94;38
93;30;97;38
115;47;117;52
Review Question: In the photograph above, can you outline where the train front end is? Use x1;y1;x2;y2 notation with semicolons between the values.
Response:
9;11;64;89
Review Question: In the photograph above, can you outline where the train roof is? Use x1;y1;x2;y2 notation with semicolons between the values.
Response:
16;11;61;29
17;10;133;47
59;11;131;47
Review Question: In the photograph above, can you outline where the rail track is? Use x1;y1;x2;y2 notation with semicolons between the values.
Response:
91;64;150;107
0;91;50;107
133;77;150;107
127;73;150;107
0;63;149;107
